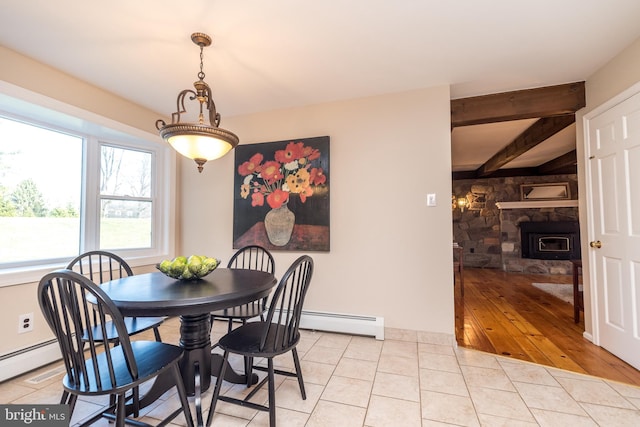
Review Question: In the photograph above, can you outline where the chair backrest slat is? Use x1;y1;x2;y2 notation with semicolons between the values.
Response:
227;245;276;312
67;250;134;284
67;250;135;325
38;269;139;392
228;245;275;273
260;255;313;352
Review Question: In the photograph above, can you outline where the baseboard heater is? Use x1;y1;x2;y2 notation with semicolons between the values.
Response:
3;310;384;382
0;339;61;382
275;309;384;340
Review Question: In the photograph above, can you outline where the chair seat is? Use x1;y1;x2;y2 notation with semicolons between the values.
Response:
63;341;183;395
218;322;300;357
82;316;166;342
211;303;265;321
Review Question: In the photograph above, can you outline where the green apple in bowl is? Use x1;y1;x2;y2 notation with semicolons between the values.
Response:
156;255;220;280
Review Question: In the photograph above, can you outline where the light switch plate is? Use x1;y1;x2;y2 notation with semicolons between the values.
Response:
427;193;437;206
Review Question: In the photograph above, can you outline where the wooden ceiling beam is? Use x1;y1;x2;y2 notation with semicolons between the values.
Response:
451;151;577;180
452;167;538;180
536;149;577;174
451;82;585;127
475;114;575;177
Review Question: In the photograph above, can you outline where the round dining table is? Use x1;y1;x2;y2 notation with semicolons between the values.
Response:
99;268;277;420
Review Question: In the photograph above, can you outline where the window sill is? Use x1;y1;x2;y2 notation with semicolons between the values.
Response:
0;254;170;288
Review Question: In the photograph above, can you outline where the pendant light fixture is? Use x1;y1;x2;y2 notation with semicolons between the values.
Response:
156;32;239;172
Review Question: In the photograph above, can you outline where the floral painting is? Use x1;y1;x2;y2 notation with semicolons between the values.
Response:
232;136;330;251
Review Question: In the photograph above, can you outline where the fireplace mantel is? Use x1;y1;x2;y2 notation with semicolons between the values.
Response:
495;200;579;209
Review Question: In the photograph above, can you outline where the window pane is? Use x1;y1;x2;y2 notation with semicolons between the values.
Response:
100;199;152;249
101;145;151;197
0;117;82;264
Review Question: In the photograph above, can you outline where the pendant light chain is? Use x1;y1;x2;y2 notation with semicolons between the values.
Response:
198;44;206;81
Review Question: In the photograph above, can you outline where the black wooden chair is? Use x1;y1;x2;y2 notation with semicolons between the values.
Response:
38;269;194;427
206;255;314;427
67;250;165;342
210;245;275;333
66;250;166;416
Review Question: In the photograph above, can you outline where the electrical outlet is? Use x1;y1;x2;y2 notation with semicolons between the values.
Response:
18;313;34;333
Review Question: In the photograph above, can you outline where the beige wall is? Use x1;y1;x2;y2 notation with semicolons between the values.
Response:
178;86;456;333
576;37;640;337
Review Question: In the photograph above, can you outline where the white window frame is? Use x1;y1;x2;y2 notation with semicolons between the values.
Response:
0;82;176;287
94;140;156;252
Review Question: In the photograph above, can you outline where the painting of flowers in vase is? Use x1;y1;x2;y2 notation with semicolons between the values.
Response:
232;136;330;251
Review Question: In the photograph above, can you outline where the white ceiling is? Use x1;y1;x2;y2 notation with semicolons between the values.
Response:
1;0;639;171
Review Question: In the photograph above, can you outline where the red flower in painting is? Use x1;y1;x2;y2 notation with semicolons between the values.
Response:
266;188;289;209
251;191;264;207
260;161;284;184
299;183;314;203
274;142;305;164
301;145;321;161
238;153;263;176
238;140;326;208
309;167;326;185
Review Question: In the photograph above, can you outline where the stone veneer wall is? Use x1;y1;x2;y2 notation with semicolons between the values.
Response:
452;174;579;275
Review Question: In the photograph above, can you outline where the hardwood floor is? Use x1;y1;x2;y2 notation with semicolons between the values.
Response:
455;267;640;386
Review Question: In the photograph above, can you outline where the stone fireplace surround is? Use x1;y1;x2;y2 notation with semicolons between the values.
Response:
452;175;579;275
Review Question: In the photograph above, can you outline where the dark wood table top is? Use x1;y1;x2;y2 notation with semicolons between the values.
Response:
99;269;277;317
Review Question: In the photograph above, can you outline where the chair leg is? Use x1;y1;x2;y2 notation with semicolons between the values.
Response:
267;358;276;427
109;394;116;416
206;350;230;427
291;348;306;400
115;393;126;427
131;387;140;418
194;361;203;427
227;318;234;333
107;389;138;418
171;364;195;427
153;326;162;342
245;356;254;387
61;391;77;415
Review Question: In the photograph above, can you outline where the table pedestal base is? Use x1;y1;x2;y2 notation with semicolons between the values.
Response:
180;313;212;395
127;314;260;424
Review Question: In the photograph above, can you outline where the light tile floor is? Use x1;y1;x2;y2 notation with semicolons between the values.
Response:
2;317;640;426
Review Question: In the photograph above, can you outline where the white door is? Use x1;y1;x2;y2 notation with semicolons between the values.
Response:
586;88;640;369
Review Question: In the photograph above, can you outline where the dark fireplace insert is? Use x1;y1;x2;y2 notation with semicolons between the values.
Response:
519;221;581;260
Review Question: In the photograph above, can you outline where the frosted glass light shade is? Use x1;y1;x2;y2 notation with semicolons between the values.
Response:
168;134;233;161
159;121;239;172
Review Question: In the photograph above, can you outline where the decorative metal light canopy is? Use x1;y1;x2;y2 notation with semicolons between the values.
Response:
156;33;239;173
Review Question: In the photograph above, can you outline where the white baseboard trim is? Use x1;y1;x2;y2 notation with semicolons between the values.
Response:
4;310;385;382
297;310;384;340
0;340;61;382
